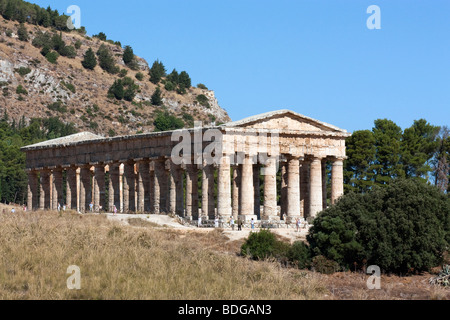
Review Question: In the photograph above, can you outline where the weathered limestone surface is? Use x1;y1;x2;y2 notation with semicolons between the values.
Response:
21;110;350;220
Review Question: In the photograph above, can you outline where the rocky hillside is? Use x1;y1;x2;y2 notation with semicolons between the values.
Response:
0;19;231;137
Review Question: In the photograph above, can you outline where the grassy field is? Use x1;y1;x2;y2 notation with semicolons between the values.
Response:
0;208;448;300
0;210;327;300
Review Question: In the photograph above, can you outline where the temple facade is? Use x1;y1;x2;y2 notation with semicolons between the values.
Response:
21;110;351;222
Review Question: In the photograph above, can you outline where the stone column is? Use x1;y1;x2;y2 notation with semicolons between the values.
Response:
108;163;121;212
94;164;105;212
300;160;310;219
79;165;92;213
287;157;301;222
322;160;328;210
309;157;323;219
331;158;344;204
263;158;277;220
207;166;215;219
232;165;240;220
152;161;161;214
240;155;255;221
123;161;136;213
253;164;261;219
27;170;38;211
39;170;51;210
174;164;184;216
217;154;232;219
201;164;210;219
186;164;199;219
168;162;179;215
280;162;288;220
137;160;150;212
66;166;77;211
52;168;63;210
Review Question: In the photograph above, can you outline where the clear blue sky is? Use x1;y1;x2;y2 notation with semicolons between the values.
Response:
30;0;450;133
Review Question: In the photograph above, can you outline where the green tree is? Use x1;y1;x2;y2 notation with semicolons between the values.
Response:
151;87;163;106
17;23;28;41
178;71;191;88
372;119;405;185
149;60;166;84
344;130;376;193
97;44;118;74
108;79;124;100
81;48;97;70
307;179;450;274
123;45;134;66
153;111;184;132
400;119;440;180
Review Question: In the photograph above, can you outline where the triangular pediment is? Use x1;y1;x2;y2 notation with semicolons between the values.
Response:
223;110;347;133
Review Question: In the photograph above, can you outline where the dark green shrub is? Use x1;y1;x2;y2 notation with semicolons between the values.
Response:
45;51;59;64
16;67;31;77
197;83;208;90
307;179;450;274
16;85;28;95
135;72;144;81
153;111;184;132
196;94;210;108
164;80;175;91
240;229;289;261
288;241;312;269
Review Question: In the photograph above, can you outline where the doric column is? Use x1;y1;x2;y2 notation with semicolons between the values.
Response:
39;169;51;210
153;159;169;214
66;166;77;211
263;158;277;220
186;164;199;219
309;157;323;219
217;154;232;219
240;155;255;220
79;165;92;213
108;163;121;212
174;163;184;216
123;161;135;213
280;161;288;219
322;160;328;210
287;157;301;222
232;165;241;220
151;161;161;214
52;167;63;210
253;164;261;219
94;164;105;212
300;160;310;218
137;160;150;212
27;170;38;211
207;166;215;219
201;164;210;218
331;158;344;204
168;162;180;215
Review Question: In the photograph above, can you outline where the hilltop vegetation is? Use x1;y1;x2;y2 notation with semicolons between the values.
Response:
0;0;229;138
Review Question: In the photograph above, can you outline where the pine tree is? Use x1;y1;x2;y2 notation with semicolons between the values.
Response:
149;60;166;84
97;44;118;74
82;48;97;70
178;71;191;88
151;87;163;106
123;45;134;65
17;23;28;42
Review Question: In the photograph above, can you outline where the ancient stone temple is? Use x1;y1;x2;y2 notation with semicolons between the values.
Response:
21;110;350;222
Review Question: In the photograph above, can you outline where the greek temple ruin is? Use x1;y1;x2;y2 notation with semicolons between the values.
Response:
21;110;351;222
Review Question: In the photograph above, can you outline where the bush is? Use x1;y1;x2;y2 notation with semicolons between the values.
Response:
153;111;184;132
197;83;208;90
288;241;312;269
135;72;144;81
45;51;59;64
196;94;210;108
307;179;450;274
16;67;31;77
241;229;279;260
16;85;28;95
61;81;76;93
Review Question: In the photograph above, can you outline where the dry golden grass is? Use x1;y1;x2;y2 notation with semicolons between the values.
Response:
0;211;327;300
